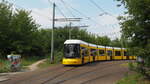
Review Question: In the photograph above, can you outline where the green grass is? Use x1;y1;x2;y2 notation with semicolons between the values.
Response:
0;59;11;73
38;52;63;68
117;62;150;84
21;57;43;70
38;59;59;68
117;73;150;84
21;57;40;66
0;57;43;73
0;51;63;72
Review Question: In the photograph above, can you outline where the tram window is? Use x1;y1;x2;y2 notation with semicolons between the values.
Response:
99;50;105;56
115;51;121;56
107;50;112;56
81;47;88;56
64;44;80;58
91;49;97;56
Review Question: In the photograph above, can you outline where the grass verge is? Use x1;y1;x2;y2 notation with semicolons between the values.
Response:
21;57;42;66
117;72;150;84
21;57;43;70
0;59;11;73
0;57;42;73
38;59;59;68
38;51;63;68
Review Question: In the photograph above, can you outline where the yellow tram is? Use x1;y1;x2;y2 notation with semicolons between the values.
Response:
62;40;136;65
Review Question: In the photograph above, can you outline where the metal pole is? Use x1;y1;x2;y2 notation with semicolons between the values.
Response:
50;3;55;64
69;22;72;39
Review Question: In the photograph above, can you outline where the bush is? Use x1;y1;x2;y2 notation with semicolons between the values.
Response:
54;51;63;63
0;59;11;73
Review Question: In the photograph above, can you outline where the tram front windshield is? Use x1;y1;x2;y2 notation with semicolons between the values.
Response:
64;44;80;58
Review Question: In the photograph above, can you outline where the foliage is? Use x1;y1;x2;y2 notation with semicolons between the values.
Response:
117;73;141;84
21;56;42;66
38;51;63;68
0;59;11;73
116;0;150;76
117;73;150;84
0;1;39;58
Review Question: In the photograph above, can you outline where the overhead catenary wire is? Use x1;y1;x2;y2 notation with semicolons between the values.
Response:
59;0;119;34
59;0;87;28
59;0;76;17
89;0;116;17
60;0;106;27
59;0;121;38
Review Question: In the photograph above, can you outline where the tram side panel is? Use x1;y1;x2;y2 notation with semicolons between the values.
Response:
90;48;97;62
89;47;93;62
106;48;113;60
122;50;127;60
95;49;99;61
80;44;90;64
99;48;106;61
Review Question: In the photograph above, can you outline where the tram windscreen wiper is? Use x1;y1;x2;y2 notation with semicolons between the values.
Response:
64;44;80;58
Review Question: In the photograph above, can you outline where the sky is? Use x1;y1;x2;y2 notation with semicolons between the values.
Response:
8;0;125;39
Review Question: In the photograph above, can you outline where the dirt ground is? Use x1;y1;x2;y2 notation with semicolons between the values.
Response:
0;60;133;84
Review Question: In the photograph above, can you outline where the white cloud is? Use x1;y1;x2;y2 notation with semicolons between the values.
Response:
30;7;70;28
85;14;121;39
30;8;52;28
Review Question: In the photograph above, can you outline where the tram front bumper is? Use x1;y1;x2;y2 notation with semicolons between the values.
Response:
62;58;82;65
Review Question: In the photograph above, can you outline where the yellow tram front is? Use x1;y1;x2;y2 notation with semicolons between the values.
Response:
62;40;86;65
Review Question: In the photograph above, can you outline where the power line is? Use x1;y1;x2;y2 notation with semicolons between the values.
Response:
59;0;76;17
89;0;107;14
60;0;89;19
56;6;67;19
89;0;116;17
60;0;122;38
61;0;106;27
59;0;87;28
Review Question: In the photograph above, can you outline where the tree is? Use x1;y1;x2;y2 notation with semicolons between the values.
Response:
96;36;111;46
117;0;150;76
110;38;122;47
0;1;13;58
10;9;38;56
0;1;39;58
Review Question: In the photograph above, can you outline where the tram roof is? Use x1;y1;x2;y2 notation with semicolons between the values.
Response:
113;47;121;49
88;43;97;47
106;46;113;49
64;39;88;45
122;48;126;49
97;45;105;48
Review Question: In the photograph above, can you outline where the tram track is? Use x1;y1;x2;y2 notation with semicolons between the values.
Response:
42;61;126;84
1;65;68;84
41;67;77;84
80;69;125;84
1;61;131;84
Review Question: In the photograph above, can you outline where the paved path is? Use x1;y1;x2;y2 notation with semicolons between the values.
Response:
0;60;132;84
